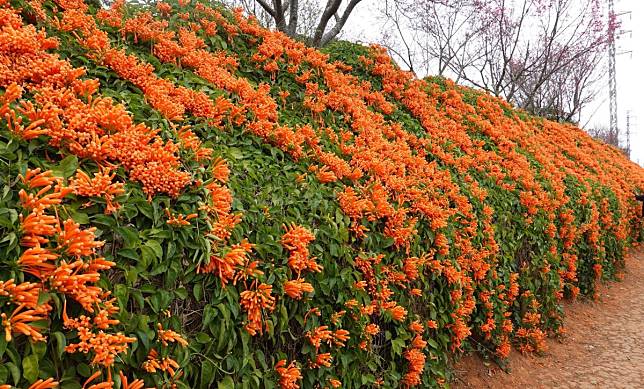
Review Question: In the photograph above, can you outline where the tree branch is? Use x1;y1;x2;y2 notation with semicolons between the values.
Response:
318;0;363;47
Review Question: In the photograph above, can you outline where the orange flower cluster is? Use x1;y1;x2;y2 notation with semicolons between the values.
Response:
283;278;314;300
0;378;59;389
165;208;198;227
0;6;191;198
281;224;320;275
53;0;231;125
280;224;320;305
112;2;335;166
71;168;125;214
141;348;181;376
157;322;189;347
401;346;426;387
239;281;275;336
177;126;214;161
0;167;134;386
275;359;303;389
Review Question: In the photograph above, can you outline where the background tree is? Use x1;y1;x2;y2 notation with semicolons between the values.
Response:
588;125;629;156
223;0;364;47
379;0;613;123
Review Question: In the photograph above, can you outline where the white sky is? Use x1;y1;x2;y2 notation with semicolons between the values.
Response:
339;0;644;166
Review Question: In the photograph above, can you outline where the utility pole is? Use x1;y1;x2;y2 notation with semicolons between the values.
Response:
608;0;631;148
626;110;631;157
608;0;618;140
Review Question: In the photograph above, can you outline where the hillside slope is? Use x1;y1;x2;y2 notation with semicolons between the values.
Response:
1;0;643;387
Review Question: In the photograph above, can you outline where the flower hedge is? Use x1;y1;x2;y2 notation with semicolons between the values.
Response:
0;0;643;387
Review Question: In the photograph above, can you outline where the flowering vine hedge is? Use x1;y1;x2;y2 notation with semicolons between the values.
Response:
0;0;643;387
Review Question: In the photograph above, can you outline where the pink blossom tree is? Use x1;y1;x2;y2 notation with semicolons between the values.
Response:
380;0;615;123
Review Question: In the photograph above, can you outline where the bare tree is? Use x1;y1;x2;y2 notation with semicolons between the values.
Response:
379;0;481;78
588;125;629;156
379;0;612;122
224;0;364;47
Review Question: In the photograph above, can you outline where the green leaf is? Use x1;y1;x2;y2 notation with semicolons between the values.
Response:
76;363;92;377
53;332;66;358
200;360;216;388
145;240;163;258
54;155;79;178
22;354;39;383
0;334;7;357
31;340;47;359
0;366;8;385
71;212;90;224
218;376;235;389
6;362;19;385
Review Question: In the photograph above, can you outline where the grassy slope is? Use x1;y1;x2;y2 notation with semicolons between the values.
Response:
1;0;643;388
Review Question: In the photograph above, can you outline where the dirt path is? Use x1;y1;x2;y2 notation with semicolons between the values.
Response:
453;248;644;389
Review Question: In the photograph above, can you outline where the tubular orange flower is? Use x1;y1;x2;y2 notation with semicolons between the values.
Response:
157;322;189;347
401;348;426;387
71;168;125;214
17;246;58;278
333;329;350;347
1;303;49;342
0;279;41;308
281;223;320;275
306;325;333;350
211;157;230;182
119;370;146;389
275;359;302;389
239;282;275;336
27;378;59;389
387;304;407;322
365;323;380;336
57;219;104;258
283;278;314;300
313;352;332;368
165;208;199;227
409;320;424;334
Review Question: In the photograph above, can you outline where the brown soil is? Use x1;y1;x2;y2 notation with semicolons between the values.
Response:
452;248;644;389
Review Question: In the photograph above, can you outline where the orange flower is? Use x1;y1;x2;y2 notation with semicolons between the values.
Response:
306;325;333;350
314;352;332;368
365;323;380;336
401;348;426;387
275;359;302;389
157;322;189;347
165;209;199;227
0;279;41;308
409;320;424;334
387;305;407;322
57;219;104;258
119;371;146;389
283;278;314;300
333;329;350;347
239;282;275;336
281;224;321;275
315;166;337;183
211;157;230;182
27;378;59;389
71;168;124;213
141;348;181;376
17;246;58;279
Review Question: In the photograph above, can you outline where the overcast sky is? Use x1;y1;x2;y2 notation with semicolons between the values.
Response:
339;0;643;166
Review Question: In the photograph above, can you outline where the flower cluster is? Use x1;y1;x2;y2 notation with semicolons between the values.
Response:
0;5;191;198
